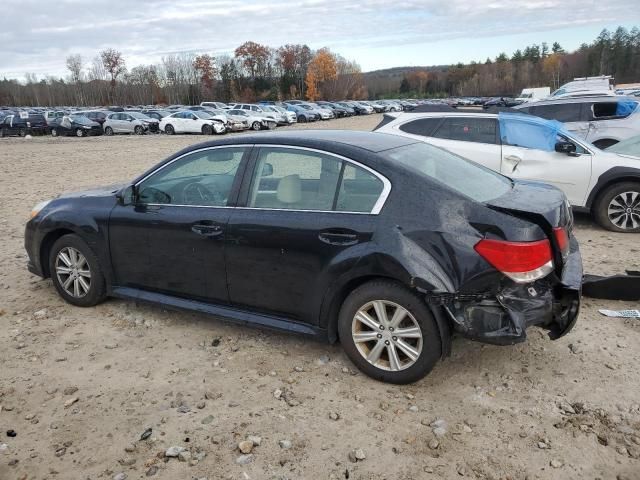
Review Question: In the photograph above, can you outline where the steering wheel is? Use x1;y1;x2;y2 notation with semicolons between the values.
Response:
182;182;222;205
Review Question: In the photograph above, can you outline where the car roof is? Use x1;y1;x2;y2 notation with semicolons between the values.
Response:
192;130;417;153
516;95;637;106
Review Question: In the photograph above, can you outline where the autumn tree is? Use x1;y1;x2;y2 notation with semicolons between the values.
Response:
277;44;312;98
305;48;338;100
100;48;126;103
234;41;270;78
193;54;216;99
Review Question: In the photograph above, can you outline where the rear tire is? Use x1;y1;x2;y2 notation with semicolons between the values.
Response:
48;234;107;307
338;280;443;384
104;126;114;136
594;182;640;232
51;128;58;137
164;124;175;135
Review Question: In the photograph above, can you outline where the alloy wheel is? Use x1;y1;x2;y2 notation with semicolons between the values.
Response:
55;247;91;298
607;191;640;230
76;128;84;137
351;300;423;372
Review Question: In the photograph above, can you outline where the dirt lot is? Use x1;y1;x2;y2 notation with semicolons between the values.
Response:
1;115;639;480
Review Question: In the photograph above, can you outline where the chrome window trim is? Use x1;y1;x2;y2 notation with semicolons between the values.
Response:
249;144;391;215
135;144;392;215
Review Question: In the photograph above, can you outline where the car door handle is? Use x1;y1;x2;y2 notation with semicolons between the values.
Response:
318;229;359;246
504;155;522;172
191;223;223;237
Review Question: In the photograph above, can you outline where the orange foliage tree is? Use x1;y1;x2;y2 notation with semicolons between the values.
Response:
305;48;338;101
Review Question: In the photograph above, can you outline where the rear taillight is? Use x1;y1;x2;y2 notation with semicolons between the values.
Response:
553;226;570;262
474;238;554;283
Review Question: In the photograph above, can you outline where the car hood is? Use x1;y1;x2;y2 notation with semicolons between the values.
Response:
58;182;126;200
486;179;570;229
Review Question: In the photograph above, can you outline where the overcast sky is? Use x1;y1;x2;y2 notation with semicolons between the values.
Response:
2;0;639;80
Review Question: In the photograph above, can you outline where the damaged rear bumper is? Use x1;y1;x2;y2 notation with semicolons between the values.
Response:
435;237;582;346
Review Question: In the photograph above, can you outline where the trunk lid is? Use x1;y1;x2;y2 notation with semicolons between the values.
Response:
486;179;572;230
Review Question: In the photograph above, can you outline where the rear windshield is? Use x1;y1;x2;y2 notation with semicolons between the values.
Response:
381;142;512;202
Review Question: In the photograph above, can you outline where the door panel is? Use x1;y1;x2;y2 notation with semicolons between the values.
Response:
109;204;230;301
500;145;592;206
224;145;383;324
108;146;250;302
225;209;374;323
425;137;502;171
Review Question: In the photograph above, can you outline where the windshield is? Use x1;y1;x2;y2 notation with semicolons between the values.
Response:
69;114;94;125
381;142;512;203
129;112;150;119
194;111;215;119
606;135;640;157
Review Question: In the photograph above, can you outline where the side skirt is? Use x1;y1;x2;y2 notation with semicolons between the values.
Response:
111;286;326;338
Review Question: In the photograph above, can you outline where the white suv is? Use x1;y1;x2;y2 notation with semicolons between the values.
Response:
514;96;640;149
376;111;640;232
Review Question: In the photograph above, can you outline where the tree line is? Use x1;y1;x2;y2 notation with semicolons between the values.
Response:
1;26;639;107
367;26;640;98
0;42;366;107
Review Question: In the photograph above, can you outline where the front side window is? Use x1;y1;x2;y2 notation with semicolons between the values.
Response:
431;117;498;144
247;147;386;213
137;147;247;207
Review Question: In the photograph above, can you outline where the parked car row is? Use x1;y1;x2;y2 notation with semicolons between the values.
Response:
1;99;410;138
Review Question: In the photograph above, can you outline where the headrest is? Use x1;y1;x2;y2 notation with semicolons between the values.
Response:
277;174;302;204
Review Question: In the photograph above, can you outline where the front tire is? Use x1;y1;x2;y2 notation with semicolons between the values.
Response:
104;126;114;136
134;125;144;135
202;124;213;135
76;128;85;137
338;280;443;384
51;128;58;137
251;121;261;131
594;182;640;232
48;234;106;307
18;127;27;137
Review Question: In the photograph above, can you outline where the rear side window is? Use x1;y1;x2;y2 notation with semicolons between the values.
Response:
431;117;498;144
398;118;442;137
336;164;384;213
382;142;511;203
530;103;582;122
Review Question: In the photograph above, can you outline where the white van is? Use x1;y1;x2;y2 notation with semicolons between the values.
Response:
516;87;550;103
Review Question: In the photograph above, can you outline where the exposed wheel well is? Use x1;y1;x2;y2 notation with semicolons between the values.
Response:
40;229;75;278
324;275;451;357
589;176;640;212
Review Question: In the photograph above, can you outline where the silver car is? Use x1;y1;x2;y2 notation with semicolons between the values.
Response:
103;112;159;135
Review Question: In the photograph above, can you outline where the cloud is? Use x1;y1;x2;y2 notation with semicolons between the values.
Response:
0;0;637;78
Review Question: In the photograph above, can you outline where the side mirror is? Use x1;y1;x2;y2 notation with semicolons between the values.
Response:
555;141;577;155
262;162;274;177
116;185;136;206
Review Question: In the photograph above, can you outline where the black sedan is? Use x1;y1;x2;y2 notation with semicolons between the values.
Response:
24;131;581;384
50;114;103;137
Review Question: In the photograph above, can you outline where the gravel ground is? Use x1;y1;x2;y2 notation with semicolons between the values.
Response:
1;114;639;480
